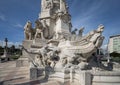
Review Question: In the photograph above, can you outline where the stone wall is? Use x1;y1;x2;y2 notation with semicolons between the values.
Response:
45;70;120;85
92;71;120;85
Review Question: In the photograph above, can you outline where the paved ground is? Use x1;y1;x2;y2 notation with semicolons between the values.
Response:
0;61;29;85
0;61;71;85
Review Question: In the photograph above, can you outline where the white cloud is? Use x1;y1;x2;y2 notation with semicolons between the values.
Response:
0;14;6;21
14;23;23;28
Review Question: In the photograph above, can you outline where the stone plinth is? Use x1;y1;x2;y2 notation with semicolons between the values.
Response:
16;57;29;67
48;69;92;85
16;40;33;67
30;67;38;80
49;69;70;84
30;67;44;80
92;71;120;85
80;71;91;85
37;68;44;77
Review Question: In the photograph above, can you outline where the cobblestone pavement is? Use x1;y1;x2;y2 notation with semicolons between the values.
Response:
0;61;71;85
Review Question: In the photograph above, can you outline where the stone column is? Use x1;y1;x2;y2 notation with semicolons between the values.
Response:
80;71;91;85
70;68;75;83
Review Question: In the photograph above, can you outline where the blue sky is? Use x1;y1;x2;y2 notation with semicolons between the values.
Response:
0;0;120;46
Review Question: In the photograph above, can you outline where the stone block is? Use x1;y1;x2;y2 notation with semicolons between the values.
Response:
80;71;91;85
30;67;37;80
16;57;29;67
49;69;70;83
37;68;44;77
16;60;23;67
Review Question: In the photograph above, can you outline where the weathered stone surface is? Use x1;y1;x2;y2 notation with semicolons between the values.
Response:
1;61;120;85
19;1;106;83
92;71;120;85
16;57;29;67
24;21;33;40
13;0;120;85
30;67;37;80
16;40;33;67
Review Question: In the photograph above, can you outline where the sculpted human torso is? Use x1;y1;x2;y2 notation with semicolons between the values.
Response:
24;21;33;40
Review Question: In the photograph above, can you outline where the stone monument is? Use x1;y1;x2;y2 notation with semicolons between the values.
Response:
0;38;9;62
16;0;120;85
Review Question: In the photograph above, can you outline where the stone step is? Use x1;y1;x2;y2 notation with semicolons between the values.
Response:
2;78;30;85
0;63;15;68
0;66;30;82
3;77;45;85
40;81;61;85
0;70;29;78
3;73;29;80
0;67;29;73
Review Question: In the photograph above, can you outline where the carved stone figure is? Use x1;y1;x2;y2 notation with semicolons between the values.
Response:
60;0;68;14
22;0;105;74
34;20;44;39
43;0;68;15
15;1;111;83
96;24;104;33
78;27;84;37
41;0;53;10
45;0;53;9
34;54;43;67
71;28;77;35
41;19;49;39
55;25;104;69
24;21;33;40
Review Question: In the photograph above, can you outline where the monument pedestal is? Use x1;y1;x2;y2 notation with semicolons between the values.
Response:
49;69;70;83
16;40;33;67
30;67;44;80
48;69;92;85
30;67;38;80
16;57;29;67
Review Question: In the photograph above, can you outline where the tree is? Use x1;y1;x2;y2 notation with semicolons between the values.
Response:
110;52;120;62
110;52;120;57
10;45;15;54
0;46;4;55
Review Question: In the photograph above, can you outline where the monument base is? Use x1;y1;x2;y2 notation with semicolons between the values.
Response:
30;68;92;85
16;40;33;67
16;57;29;67
49;69;70;83
30;67;45;80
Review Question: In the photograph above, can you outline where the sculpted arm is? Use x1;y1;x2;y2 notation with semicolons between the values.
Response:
19;45;41;55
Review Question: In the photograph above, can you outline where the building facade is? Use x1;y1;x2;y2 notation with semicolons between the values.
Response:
108;35;120;53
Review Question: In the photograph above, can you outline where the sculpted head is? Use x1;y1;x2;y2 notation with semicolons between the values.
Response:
97;24;104;33
35;19;43;28
35;20;40;24
24;21;32;29
26;21;32;28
